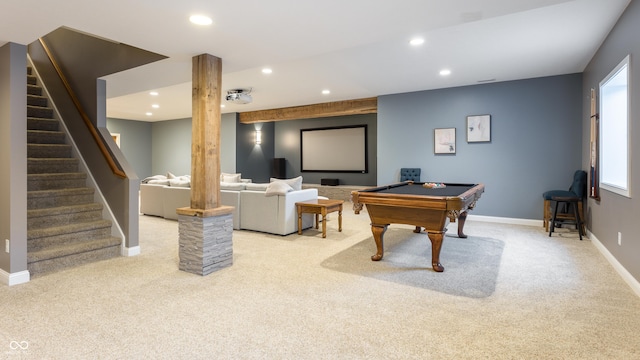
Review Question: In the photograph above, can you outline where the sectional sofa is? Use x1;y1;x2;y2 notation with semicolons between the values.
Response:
140;175;317;235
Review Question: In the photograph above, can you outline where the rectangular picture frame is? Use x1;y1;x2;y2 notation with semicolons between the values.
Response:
434;127;456;154
466;114;491;143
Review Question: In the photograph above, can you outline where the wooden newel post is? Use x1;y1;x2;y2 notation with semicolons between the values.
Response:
177;53;234;275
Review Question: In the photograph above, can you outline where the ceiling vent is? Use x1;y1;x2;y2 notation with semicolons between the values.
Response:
226;88;252;104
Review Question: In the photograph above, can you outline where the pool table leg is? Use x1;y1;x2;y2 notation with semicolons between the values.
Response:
427;232;445;272
457;211;468;238
370;224;388;261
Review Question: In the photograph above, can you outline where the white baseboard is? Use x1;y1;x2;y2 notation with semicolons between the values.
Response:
122;246;140;257
588;231;640;297
468;214;540;227
0;269;30;286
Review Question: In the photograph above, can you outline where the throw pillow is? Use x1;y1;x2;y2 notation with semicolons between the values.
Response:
265;181;293;197
166;171;176;179
147;179;170;185
141;174;167;184
220;182;246;191
222;173;241;183
270;176;302;191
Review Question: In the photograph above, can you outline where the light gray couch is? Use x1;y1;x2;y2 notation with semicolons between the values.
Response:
140;180;318;235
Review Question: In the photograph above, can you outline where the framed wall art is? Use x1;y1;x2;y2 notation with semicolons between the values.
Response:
434;127;456;154
466;114;491;143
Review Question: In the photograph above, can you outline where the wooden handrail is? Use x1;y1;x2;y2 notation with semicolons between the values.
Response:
39;38;126;179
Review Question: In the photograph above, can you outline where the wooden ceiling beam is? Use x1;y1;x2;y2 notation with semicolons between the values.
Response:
238;97;377;124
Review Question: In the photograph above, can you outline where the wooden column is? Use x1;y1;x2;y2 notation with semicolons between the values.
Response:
177;54;233;275
177;54;232;218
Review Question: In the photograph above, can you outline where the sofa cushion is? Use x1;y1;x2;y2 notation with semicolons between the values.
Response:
169;177;191;187
270;176;302;191
220;182;246;191
147;178;170;185
245;183;269;191
265;181;293;196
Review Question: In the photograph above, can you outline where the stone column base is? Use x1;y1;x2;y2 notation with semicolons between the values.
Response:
178;212;233;276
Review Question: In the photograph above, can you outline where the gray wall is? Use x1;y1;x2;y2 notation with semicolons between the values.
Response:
378;74;583;220
0;42;28;276
582;0;640;282
274;114;377;186
236;121;275;183
110;113;238;178
107;118;152;179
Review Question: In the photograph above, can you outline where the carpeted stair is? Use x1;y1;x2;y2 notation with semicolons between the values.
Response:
26;66;122;277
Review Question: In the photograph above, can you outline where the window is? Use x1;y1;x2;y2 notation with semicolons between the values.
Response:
599;55;630;197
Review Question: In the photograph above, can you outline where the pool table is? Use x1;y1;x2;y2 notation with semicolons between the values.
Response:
351;181;484;272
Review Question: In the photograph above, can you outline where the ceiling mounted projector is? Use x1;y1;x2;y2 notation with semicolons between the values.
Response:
226;88;252;104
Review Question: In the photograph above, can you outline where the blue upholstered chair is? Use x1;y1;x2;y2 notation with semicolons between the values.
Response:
400;168;421;182
543;170;587;239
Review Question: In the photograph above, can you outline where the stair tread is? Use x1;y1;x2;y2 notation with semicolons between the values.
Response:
28;219;112;239
28;203;103;218
28;172;86;179
28;187;94;197
27;236;121;263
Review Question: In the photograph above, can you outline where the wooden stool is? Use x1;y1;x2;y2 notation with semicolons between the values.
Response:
549;196;583;240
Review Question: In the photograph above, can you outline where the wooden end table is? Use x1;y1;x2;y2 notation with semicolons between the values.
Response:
296;199;344;238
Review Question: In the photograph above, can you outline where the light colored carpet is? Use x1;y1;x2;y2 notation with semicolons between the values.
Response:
321;230;504;298
2;205;640;359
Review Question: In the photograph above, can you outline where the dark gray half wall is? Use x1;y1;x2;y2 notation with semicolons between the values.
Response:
378;74;583;220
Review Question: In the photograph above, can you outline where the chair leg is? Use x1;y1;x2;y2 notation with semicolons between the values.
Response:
577;200;586;237
572;202;583;240
549;201;560;237
543;199;550;232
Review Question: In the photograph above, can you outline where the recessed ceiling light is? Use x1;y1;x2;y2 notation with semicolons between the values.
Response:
149;91;159;96
190;15;213;26
151;104;159;109
409;38;425;46
322;89;330;95
145;112;153;116
262;68;273;74
439;69;451;76
221;104;226;108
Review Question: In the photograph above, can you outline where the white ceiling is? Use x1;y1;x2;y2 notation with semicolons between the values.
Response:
1;0;630;121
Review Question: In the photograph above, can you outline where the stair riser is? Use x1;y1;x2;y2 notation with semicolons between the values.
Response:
28;210;103;230
28;245;120;277
27;95;47;107
27;75;37;85
27;131;66;144
28;144;72;158
28;160;78;174
27;85;42;96
28;227;112;251
27;106;53;119
28;118;59;131
28;178;86;191
27;193;94;209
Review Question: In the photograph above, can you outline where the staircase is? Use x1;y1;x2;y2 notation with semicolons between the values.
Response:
26;66;122;277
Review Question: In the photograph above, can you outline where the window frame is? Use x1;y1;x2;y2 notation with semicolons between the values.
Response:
599;54;631;198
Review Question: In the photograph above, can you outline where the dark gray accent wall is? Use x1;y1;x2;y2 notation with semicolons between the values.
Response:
378;74;583;220
274;114;377;186
582;0;639;282
236;122;275;183
107;118;153;179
